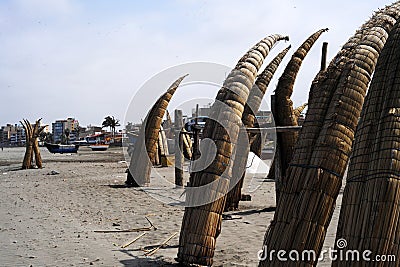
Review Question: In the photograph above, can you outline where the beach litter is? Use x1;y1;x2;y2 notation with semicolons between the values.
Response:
94;217;156;233
143;232;178;256
121;232;146;248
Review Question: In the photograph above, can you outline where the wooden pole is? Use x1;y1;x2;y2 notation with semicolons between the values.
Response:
321;42;328;71
174;109;184;186
271;95;283;202
192;104;200;161
246;126;302;133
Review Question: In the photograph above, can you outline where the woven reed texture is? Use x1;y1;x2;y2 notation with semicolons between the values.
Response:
177;34;288;266
260;3;400;266
158;127;169;157
224;46;291;211
333;18;400;266
21;119;46;169
267;103;307;182
249;120;262;156
21;119;35;169
267;31;328;187
126;75;187;186
181;128;193;160
273;28;328;200
292;103;308;119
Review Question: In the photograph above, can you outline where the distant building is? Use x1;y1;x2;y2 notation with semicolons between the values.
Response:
255;110;273;126
187;104;273;127
125;122;141;133
78;124;103;139
191;103;212;118
0;124;26;146
52;118;79;143
52;121;64;143
0;122;49;147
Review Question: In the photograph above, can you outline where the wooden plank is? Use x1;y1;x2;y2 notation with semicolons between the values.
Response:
246;126;302;133
271;95;283;202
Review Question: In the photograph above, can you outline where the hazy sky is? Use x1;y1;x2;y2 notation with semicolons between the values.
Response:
0;0;392;127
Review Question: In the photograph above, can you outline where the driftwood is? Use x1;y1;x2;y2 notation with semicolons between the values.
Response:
143;232;178;256
94;217;156;233
94;228;152;233
121;233;147;248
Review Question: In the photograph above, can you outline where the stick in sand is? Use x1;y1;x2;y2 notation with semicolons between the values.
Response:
94;217;156;233
144;232;178;256
121;232;146;248
94;227;152;233
145;216;157;230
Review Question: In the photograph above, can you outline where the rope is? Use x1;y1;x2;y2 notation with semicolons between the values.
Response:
289;163;342;178
347;172;400;183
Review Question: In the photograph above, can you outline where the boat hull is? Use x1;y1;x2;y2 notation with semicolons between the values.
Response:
45;143;79;154
89;145;109;151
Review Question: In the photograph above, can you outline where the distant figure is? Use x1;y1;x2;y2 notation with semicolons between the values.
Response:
1;146;3;151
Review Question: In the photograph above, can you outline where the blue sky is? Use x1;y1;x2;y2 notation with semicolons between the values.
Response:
0;0;393;127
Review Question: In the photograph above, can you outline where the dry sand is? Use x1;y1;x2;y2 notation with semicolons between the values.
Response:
0;147;343;266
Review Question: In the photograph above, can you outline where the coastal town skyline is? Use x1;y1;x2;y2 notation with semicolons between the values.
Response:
1;2;399;266
1;0;390;126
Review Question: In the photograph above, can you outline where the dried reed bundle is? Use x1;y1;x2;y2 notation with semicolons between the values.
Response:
126;75;187;186
21;119;46;169
273;28;328;200
260;3;400;266
224;45;291;211
181;128;192;160
177;34;289;266
267;102;307;182
333;18;400;266
292;103;308;120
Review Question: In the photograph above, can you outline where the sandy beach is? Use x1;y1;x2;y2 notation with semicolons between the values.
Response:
0;147;343;266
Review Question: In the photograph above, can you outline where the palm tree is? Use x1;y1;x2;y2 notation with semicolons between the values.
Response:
39;132;53;144
102;116;111;130
102;116;120;137
62;128;70;144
